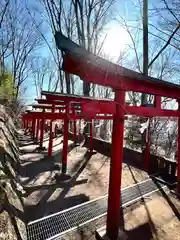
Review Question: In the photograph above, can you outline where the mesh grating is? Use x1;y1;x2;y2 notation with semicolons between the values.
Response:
27;179;165;240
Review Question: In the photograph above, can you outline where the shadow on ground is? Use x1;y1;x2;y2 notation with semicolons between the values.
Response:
125;222;154;240
19;142;77;186
24;151;92;222
19;135;62;154
118;165;180;240
152;178;180;220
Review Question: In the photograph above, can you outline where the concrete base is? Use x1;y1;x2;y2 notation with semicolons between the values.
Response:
96;226;127;240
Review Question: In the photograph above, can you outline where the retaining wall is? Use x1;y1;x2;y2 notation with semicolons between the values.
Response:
0;105;26;240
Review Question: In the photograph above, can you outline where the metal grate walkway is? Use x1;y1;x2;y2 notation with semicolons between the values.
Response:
27;179;166;240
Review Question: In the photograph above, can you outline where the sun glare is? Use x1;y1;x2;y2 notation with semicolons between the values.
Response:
103;25;130;60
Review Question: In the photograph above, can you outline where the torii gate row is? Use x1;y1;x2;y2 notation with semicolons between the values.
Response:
23;96;117;161
22;106;82;157
54;32;180;240
23;102;82;140
23;98;115;173
24;104;69;139
23;103;69;143
24;95;180;173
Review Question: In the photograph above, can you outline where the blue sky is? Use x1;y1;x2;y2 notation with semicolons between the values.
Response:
24;0;140;103
23;0;179;104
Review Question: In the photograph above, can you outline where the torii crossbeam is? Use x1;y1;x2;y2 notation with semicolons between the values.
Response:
54;32;180;240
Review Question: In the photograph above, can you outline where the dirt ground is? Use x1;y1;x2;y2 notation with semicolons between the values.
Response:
19;135;180;240
61;191;180;240
19;135;148;222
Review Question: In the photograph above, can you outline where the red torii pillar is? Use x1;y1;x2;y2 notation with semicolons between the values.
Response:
62;103;69;174
32;119;36;139
48;104;55;157
145;121;150;170
106;90;125;239
177;100;180;194
73;108;77;143
89;120;93;152
78;119;81;141
25;119;29;132
22;118;25;129
39;110;45;150
35;119;40;140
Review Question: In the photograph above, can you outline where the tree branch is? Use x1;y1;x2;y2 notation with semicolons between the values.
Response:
148;23;180;68
0;0;9;28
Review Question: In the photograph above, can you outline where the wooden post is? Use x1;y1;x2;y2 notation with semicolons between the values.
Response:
35;119;40;140
48;104;55;157
106;90;125;239
73;108;77;143
90;120;93;152
39;110;45;148
177;101;180;194
26;120;28;130
155;95;161;108
62;103;69;174
78;119;81;141
32;119;36;139
145;120;150;170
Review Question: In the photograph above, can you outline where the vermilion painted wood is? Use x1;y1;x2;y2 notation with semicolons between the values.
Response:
125;106;179;117
48;104;55;157
32;119;36;139
35;119;40;140
54;34;180;239
36;99;65;105
63;53;180;99
106;90;125;240
23;112;114;120
36;99;82;109
154;95;161;108
73;108;77;143
32;105;65;110
89;120;93;152
81;101;116;115
43;92;113;104
39;118;45;148
178;101;180;194
145;121;150;170
78;119;81;141
62;103;69;174
24;103;180;119
39;110;45;148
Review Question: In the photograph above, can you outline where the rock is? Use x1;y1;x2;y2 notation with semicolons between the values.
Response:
0;105;26;240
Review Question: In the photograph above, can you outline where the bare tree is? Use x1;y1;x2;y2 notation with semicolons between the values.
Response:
40;0;115;96
0;0;42;104
0;0;9;28
114;0;180;154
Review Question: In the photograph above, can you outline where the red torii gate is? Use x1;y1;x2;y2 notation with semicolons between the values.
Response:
41;92;115;173
54;32;180;240
31;104;68;154
23;96;114;174
23;102;81;157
